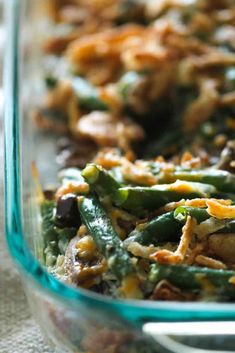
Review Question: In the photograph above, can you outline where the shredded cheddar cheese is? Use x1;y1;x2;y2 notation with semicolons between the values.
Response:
196;274;216;297
168;180;195;194
229;276;235;286
120;275;143;299
56;181;89;199
162;198;232;212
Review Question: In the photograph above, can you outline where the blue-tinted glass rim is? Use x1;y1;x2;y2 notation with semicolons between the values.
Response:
4;0;235;323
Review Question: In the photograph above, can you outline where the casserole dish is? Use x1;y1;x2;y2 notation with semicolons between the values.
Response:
4;0;235;352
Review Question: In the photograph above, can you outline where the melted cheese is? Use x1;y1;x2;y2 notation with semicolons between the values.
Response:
229;276;235;286
120;275;143;299
168;180;195;193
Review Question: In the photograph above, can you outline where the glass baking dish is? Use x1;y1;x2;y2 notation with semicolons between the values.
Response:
4;1;235;352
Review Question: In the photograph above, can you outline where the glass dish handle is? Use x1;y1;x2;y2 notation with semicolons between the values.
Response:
142;321;235;353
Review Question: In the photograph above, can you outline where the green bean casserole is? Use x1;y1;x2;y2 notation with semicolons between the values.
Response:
35;0;235;301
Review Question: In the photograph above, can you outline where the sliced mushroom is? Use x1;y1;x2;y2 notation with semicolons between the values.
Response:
55;194;81;228
208;233;235;263
64;235;106;287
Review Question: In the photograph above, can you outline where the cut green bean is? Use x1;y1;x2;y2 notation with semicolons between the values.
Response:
125;206;213;247
114;181;216;213
149;264;235;299
78;195;134;279
145;130;183;158
172;168;235;193
117;71;143;101
117;0;145;24
71;77;108;111
175;206;235;235
150;165;235;194
174;206;210;223
58;168;84;183
225;67;235;91
41;201;57;242
219;220;235;234
45;76;58;89
124;211;182;246
82;163;121;198
41;201;77;265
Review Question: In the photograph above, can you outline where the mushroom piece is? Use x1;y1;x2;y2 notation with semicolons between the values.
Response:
55;194;81;228
208;233;235;264
64;235;106;287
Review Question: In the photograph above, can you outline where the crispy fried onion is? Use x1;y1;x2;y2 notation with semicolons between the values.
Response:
75;111;144;150
185;242;205;265
109;207;136;240
55;180;89;199
121;161;158;186
206;199;235;219
34;80;81;133
127;242;176;259
150;216;195;264
162;198;232;212
195;254;227;269
67;24;146;84
183;79;219;132
67;20;234;85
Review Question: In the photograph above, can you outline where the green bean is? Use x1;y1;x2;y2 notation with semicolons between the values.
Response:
45;76;58;89
219;220;235;234
225;67;235;91
124;206;214;247
149;264;235;299
149;165;235;194
145;130;183;158
71;77;108;111
41;201;57;243
171;168;235;193
44;75;107;110
174;206;210;223
39;108;67;124
117;71;143;101
109;166;125;184
175;206;235;235
144;87;198;157
124;212;182;246
117;0;145;24
41;201;77;266
82;163;121;198
114;181;216;213
58;168;84;183
78;195;134;279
